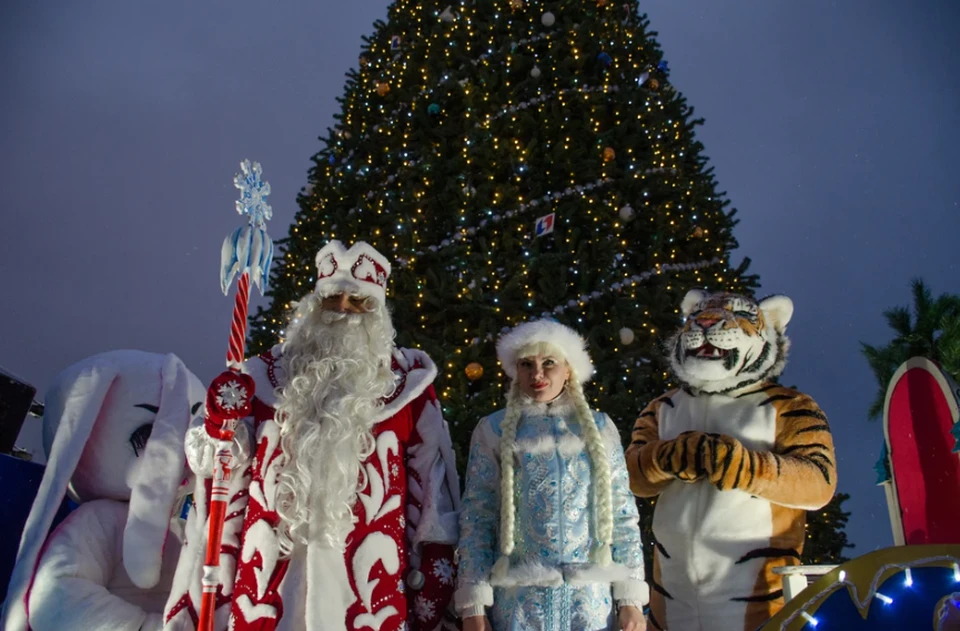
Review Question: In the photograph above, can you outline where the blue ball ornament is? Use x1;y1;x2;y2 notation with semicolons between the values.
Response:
657;60;669;72
428;103;441;116
598;52;613;67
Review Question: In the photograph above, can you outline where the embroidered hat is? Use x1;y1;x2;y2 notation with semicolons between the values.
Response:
314;240;391;306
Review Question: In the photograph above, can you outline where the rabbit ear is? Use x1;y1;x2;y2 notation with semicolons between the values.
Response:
123;353;197;589
1;360;121;631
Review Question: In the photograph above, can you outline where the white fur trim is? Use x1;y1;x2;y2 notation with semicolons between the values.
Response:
313;240;391;306
513;391;577;417
613;579;650;604
375;348;437;424
489;561;564;588
513;433;585;457
184;421;252;477
563;562;636;585
497;320;595;383
453;582;494;613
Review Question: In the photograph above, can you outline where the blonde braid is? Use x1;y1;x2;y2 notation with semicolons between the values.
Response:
568;376;614;566
491;382;523;580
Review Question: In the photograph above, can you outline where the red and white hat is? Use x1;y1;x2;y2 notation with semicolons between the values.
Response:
314;240;392;306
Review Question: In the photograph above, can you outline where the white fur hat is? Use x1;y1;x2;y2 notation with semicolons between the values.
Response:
496;319;595;383
314;240;391;305
1;351;205;631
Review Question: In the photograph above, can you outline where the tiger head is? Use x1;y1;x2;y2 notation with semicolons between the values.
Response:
667;289;794;394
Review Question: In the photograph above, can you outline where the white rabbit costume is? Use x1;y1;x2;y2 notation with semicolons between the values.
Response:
0;350;205;631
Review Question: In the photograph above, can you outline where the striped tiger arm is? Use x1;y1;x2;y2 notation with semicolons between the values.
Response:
625;393;677;498
714;389;837;509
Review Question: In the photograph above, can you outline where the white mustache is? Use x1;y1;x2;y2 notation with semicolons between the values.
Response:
319;310;364;325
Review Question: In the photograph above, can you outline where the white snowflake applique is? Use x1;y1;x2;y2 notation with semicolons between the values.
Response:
432;558;455;586
391;463;400;478
216;380;248;411
414;596;436;621
399;515;406;528
397;577;406;594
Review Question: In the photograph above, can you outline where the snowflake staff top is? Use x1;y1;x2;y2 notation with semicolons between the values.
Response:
234;159;272;228
220;159;275;295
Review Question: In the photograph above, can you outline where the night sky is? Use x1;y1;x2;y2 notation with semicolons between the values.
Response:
2;1;958;557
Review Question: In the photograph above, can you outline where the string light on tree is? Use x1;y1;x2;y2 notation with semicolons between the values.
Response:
246;0;762;554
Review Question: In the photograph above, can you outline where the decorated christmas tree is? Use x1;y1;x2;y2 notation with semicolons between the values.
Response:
802;492;854;565
248;0;759;565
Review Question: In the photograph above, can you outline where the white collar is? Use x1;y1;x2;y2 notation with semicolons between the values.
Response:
513;390;577;417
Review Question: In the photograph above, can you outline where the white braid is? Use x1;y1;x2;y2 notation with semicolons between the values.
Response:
492;382;523;580
567;375;614;566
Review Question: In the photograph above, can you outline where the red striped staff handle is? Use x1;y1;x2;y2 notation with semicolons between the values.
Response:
198;160;273;631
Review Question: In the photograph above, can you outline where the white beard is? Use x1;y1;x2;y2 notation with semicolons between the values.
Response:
273;298;398;554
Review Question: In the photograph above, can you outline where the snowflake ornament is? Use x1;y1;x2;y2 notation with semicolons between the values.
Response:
234;159;272;229
391;463;400;478
414;596;436;621
221;159;275;296
432;558;455;585
215;380;248;411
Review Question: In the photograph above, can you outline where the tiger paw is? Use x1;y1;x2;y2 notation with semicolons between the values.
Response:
705;434;749;490
656;431;710;482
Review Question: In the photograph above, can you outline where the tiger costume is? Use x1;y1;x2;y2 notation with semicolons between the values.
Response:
625;290;837;631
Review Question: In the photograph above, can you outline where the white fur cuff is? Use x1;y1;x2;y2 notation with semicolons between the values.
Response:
184;423;252;477
454;582;494;614
613;579;650;605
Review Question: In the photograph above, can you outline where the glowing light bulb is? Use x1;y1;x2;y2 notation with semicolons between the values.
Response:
904;568;913;587
875;592;893;605
800;612;818;627
839;570;846;582
953;563;960;582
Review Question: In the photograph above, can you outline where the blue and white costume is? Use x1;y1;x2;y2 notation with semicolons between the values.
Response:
454;320;648;631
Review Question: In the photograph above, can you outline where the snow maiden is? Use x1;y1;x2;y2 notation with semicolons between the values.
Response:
455;319;648;631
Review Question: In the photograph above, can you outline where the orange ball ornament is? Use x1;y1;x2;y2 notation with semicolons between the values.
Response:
465;362;484;381
510;0;524;9
597;0;609;6
603;146;616;162
648;78;660;90
376;82;391;96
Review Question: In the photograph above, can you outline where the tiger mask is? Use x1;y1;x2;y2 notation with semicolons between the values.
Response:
667;289;793;394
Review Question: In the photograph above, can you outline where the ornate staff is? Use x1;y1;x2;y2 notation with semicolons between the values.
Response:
198;160;274;631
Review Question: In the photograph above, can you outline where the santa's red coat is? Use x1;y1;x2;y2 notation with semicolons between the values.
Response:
163;346;460;631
